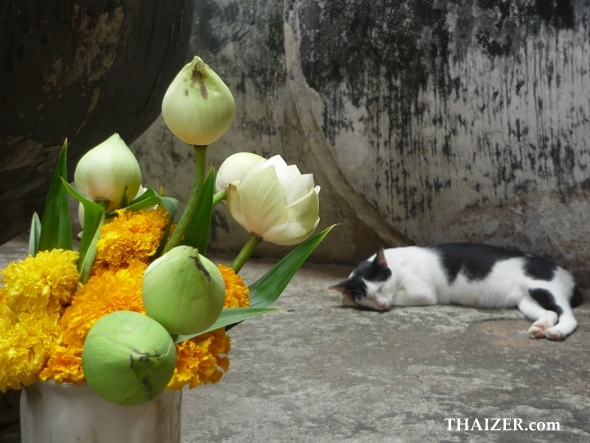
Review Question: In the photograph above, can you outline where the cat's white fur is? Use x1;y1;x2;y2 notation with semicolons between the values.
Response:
335;246;578;341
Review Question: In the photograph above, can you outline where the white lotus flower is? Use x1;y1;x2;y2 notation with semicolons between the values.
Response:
162;56;235;146
227;155;320;246
74;133;141;210
214;152;265;193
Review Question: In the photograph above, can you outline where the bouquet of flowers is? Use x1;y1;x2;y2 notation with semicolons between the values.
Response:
0;56;332;406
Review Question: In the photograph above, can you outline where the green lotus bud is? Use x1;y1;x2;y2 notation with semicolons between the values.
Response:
74;133;142;210
162;56;235;146
142;246;226;335
82;311;176;406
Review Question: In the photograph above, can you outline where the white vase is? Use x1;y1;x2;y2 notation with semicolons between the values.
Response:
20;380;182;443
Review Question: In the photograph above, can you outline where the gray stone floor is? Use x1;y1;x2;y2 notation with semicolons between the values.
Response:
1;236;589;442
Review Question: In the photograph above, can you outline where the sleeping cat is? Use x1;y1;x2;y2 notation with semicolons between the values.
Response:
330;243;583;340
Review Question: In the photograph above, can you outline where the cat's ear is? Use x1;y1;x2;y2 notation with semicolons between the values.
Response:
329;280;352;296
374;248;389;270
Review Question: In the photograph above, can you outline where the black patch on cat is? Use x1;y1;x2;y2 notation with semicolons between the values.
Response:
363;250;393;283
570;287;583;308
430;243;557;283
331;274;368;301
430;243;523;283
522;254;557;281
528;288;563;317
331;252;392;301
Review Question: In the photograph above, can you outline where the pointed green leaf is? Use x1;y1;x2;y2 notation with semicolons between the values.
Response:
248;225;335;308
28;212;42;256
38;141;73;252
175;307;278;343
123;189;178;217
61;180;105;280
181;167;215;254
78;210;105;284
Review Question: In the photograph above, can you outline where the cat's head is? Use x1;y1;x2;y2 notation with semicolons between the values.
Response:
330;248;395;311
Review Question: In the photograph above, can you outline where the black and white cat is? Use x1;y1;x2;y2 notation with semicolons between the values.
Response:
330;243;583;340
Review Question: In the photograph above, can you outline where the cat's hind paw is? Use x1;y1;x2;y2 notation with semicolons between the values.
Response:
528;323;567;341
528;313;559;339
544;327;566;341
528;325;547;339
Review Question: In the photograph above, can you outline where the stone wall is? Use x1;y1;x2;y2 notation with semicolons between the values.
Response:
131;0;590;287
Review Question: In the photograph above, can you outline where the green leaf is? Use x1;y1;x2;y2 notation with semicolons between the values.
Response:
181;166;215;254
248;225;335;308
175;307;278;343
38;140;73;252
122;189;179;216
28;212;42;256
61;180;105;281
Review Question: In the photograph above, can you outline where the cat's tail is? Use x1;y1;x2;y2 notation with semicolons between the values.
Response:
570;286;584;309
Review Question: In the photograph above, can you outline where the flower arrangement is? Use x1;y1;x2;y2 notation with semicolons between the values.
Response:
0;56;332;406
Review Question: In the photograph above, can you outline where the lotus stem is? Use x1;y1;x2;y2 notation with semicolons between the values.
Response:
163;145;208;253
212;189;227;207
231;234;262;273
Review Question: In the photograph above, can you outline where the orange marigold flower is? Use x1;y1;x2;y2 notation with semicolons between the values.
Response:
38;342;85;384
92;207;169;272
60;262;147;347
41;262;147;384
39;243;248;388
218;264;249;308
168;329;231;390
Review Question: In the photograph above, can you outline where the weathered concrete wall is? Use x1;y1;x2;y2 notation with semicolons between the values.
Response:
132;0;590;287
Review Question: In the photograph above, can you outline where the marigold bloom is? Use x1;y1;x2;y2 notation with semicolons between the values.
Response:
41;262;147;384
12;222;251;390
0;250;78;391
62;262;147;345
219;264;250;308
38;342;85;384
92;207;169;272
167;329;231;390
0;310;61;391
0;249;79;313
